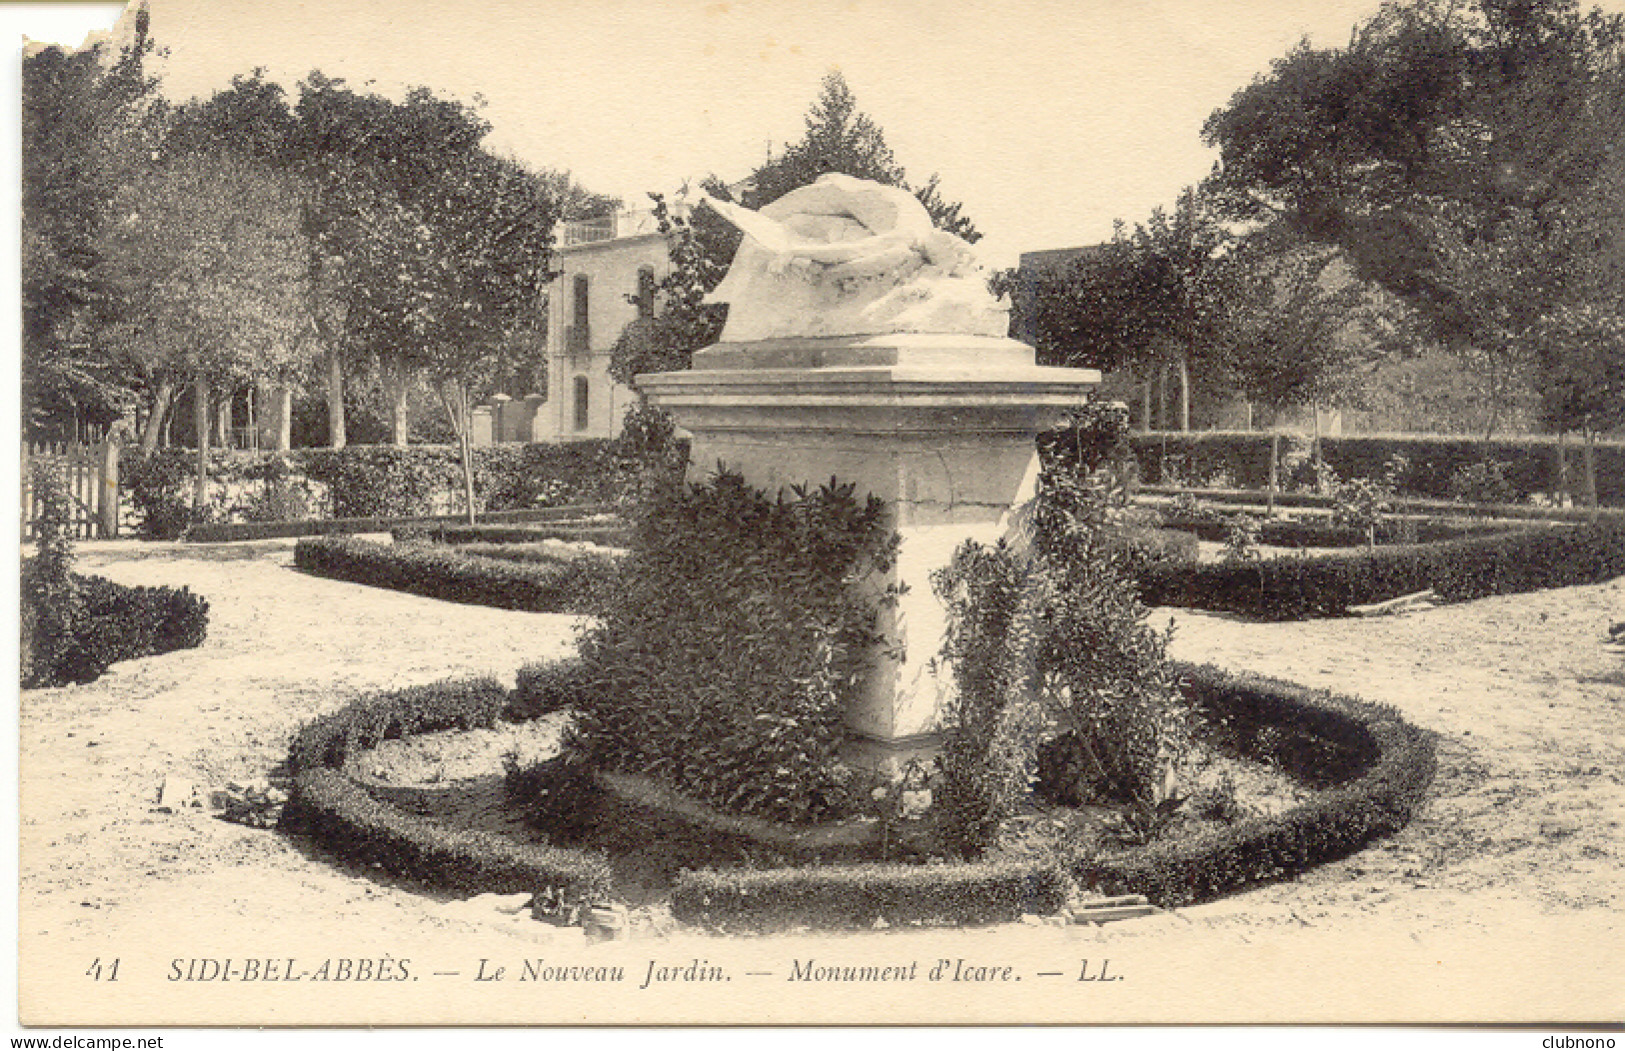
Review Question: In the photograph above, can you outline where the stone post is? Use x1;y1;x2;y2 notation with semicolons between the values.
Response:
470;407;494;447
639;331;1098;764
522;394;547;443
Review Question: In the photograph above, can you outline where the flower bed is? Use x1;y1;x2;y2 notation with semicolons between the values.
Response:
278;678;614;900
279;657;1436;929
1072;663;1437;908
1137;520;1625;619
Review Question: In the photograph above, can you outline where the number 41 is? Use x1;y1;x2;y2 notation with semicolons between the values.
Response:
85;958;120;981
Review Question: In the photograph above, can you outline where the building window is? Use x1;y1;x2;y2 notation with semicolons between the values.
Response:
573;274;590;327
573;376;590;431
636;266;656;319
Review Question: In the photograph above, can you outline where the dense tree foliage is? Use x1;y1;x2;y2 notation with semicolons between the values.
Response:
1203;0;1625;435
21;8;163;438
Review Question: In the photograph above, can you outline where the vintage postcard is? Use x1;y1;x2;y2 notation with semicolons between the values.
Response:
12;0;1625;1033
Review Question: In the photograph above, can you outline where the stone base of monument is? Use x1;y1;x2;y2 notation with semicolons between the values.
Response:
639;333;1100;772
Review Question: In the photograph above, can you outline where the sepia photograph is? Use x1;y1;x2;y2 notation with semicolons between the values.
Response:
10;0;1625;1034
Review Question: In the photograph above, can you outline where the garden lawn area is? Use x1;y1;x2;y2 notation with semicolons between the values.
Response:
16;538;1625;1024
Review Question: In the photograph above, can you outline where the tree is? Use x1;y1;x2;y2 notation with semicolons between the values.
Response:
1223;245;1399;485
743;71;981;241
333;148;559;521
97;152;312;511
608;190;731;386
1005;188;1247;431
22;5;163;439
1203;0;1625;427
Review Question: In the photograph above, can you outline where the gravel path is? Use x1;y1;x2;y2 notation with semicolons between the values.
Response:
16;539;1625;1025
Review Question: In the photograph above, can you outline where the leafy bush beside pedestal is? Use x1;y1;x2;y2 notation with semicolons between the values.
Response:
565;468;900;825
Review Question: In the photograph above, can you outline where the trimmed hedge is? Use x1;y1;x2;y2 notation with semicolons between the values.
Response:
1138;520;1625;619
293;536;613;614
121;441;636;538
186;503;616;544
1074;663;1436;908
21;567;210;688
1156;514;1519;548
1131;431;1625;505
279;676;614;899
401;521;630;547
286;677;514;773
671;861;1074;932
280;769;614;898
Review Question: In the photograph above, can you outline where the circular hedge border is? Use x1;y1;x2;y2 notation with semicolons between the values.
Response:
278;661;1436;929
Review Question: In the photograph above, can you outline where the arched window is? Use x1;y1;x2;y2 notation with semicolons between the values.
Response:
573;376;590;431
636;266;656;319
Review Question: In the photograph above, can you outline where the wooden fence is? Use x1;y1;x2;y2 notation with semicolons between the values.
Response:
21;440;120;540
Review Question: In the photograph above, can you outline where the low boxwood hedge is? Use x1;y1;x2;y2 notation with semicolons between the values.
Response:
1130;431;1625;504
1157;514;1518;548
1073;663;1436;908
406;522;630;547
293;536;613;614
1138;520;1625;619
670;861;1074;932
279;676;614;900
21;567;210;688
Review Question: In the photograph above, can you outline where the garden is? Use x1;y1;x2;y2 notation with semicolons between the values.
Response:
23;401;1625;944
129;408;1602;936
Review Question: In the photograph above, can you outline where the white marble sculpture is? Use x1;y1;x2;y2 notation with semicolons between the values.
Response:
700;173;1009;342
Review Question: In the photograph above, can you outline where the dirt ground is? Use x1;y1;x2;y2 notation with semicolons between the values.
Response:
14;537;1625;1025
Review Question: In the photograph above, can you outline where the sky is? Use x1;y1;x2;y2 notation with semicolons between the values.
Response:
8;0;1431;271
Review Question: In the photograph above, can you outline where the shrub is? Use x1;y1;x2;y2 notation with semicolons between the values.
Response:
1222;513;1261;563
1138;520;1625;619
293;536;613;614
120;448;198;538
1449;460;1517;504
510;659;594;721
21;462;82;684
22;463;209;688
567;468;900;825
933;465;1184;857
1073;663;1436;907
670;860;1074;932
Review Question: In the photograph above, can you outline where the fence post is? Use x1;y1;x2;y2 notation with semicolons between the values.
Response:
98;437;120;539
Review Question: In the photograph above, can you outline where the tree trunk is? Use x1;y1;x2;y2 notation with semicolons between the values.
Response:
192;374;210;517
1311;403;1325;486
1582;424;1598;520
436;379;478;526
1554;429;1569;505
326;349;347;450
1158;365;1169;433
1244;400;1254;432
139;380;175;456
215;394;232;449
1141;380;1152;434
1267;431;1280;518
383;362;410;447
1178;354;1191;432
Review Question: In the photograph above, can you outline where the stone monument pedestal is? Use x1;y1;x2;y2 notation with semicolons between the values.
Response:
638;332;1099;766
